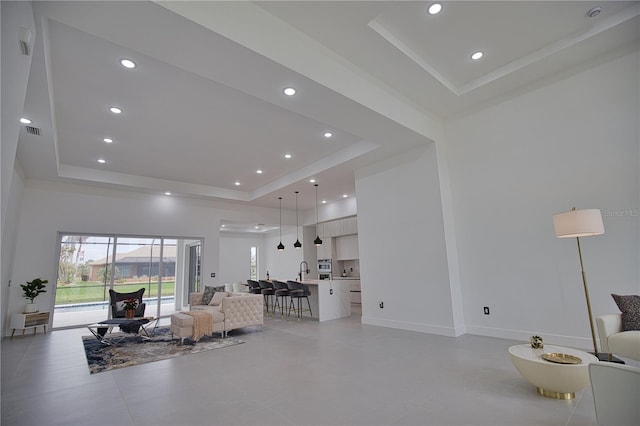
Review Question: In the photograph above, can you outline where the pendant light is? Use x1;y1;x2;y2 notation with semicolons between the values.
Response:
277;197;285;251
293;191;302;249
314;184;323;246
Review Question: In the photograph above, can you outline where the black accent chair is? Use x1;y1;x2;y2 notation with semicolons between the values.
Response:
109;288;146;318
286;281;312;320
258;280;275;313
272;280;290;317
247;280;262;294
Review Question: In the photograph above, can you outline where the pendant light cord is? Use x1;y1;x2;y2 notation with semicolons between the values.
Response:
315;184;319;225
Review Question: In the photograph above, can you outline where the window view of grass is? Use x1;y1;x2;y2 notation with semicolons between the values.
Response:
55;281;176;305
56;235;179;306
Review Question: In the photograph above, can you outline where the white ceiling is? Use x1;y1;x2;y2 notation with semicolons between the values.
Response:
17;1;640;213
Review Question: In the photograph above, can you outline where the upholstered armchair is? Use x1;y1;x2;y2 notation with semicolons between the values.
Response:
596;314;640;361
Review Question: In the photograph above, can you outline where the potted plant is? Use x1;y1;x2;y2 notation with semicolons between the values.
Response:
20;278;48;313
122;298;138;319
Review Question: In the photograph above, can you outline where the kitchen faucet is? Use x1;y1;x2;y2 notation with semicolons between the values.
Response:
298;260;310;281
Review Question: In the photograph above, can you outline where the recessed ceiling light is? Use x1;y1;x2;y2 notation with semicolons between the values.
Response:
120;58;136;69
323;132;333;138
164;192;171;196
309;178;316;183
342;194;348;198
20;117;32;124
587;7;601;18
428;3;442;15
234;181;241;186
254;226;260;229
256;169;263;174
103;138;113;143
221;224;226;227
98;159;106;164
109;107;122;114
283;87;296;96
284;153;292;159
322;200;327;204
471;51;484;61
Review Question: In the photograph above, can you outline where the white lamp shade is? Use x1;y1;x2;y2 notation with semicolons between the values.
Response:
553;209;605;238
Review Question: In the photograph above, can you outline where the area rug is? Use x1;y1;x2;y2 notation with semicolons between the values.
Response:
82;326;243;374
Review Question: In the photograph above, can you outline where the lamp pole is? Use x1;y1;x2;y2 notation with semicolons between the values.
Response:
576;235;598;356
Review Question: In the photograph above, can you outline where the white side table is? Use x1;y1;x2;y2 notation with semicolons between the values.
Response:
509;344;598;399
10;311;50;336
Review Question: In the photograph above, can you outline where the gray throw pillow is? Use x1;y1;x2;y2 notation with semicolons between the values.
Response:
611;294;640;331
202;285;225;305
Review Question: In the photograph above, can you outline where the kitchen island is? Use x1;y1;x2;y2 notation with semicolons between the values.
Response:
299;279;352;322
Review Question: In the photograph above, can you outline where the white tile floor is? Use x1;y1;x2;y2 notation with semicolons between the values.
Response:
2;308;601;426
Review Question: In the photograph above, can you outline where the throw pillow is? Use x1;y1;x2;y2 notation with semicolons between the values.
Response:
202;285;224;305
209;291;228;306
611;294;640;331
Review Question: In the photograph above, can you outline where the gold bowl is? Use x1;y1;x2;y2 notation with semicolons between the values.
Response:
541;352;582;364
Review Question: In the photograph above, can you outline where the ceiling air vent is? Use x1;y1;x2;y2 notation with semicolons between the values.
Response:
25;126;40;136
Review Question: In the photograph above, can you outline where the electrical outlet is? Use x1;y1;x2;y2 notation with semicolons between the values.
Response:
379;301;384;309
484;306;490;315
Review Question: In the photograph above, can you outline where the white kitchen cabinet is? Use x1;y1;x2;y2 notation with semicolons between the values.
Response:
335;235;359;260
349;280;361;304
342;217;358;235
317;217;358;238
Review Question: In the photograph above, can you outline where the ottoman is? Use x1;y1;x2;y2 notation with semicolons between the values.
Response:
170;311;225;344
171;313;195;345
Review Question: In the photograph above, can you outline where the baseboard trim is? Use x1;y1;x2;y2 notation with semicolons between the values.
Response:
464;325;593;350
359;318;592;349
361;316;462;337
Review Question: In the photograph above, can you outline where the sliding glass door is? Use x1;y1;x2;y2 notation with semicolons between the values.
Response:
52;233;201;328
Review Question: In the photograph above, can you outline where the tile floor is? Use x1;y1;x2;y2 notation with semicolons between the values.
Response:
2;309;602;426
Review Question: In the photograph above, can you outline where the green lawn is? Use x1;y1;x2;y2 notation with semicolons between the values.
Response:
55;281;175;305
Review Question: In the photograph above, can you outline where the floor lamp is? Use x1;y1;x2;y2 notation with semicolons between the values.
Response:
553;207;617;362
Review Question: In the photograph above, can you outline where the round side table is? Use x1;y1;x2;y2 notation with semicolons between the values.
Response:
508;344;599;399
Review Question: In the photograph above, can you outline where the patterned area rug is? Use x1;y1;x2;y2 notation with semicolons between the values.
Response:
82;326;243;374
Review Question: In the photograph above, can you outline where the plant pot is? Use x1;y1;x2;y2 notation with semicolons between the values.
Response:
24;303;37;313
125;309;135;319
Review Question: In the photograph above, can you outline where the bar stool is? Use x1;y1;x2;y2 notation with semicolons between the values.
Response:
286;281;312;320
259;280;275;313
247;280;261;294
272;280;290;318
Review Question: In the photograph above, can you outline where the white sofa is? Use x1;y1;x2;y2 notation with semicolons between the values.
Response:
190;291;263;336
596;314;640;361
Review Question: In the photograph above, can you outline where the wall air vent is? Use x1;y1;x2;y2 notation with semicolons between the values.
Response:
26;126;40;136
19;27;33;56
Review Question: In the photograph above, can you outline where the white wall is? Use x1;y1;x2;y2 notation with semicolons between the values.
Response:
356;144;459;336
219;232;265;284
2;168;25;332
263;228;304;282
445;51;639;348
1;2;35;337
1;1;34;231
